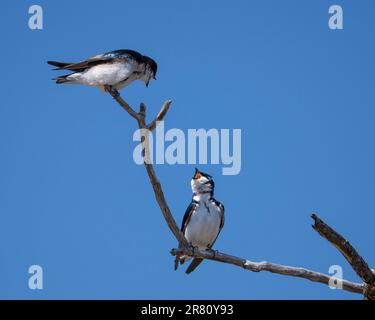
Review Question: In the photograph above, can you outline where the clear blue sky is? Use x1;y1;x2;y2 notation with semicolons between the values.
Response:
1;0;374;299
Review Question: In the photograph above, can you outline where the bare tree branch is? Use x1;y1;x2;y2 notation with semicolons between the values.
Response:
147;100;172;131
143;162;188;246
311;213;374;298
107;87;141;121
170;247;364;295
107;88;188;247
311;213;374;285
106;89;373;299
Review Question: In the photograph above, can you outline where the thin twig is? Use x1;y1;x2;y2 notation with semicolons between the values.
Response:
147;100;172;131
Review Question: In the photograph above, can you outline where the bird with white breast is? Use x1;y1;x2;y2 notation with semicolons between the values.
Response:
48;49;157;92
175;168;225;274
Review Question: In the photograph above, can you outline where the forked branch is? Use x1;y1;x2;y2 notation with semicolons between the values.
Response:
106;88;373;299
107;88;188;247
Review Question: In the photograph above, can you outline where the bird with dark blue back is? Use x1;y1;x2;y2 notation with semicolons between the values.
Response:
48;49;157;91
175;168;225;274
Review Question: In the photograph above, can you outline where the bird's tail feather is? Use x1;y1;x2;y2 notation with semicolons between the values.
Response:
53;74;74;84
47;60;74;70
174;255;190;271
174;257;180;271
185;258;204;274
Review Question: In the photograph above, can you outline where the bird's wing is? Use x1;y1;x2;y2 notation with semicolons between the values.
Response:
104;49;144;63
47;50;143;72
185;200;225;274
181;201;198;233
208;199;225;248
47;61;75;69
47;54;108;71
174;201;198;271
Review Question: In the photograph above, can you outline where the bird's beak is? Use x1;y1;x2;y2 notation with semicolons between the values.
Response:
146;81;149;87
193;168;202;180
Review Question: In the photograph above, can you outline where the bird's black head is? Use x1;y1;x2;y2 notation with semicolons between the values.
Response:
191;168;215;195
143;56;158;80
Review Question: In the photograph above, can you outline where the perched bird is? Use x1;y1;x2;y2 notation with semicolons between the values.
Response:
175;168;225;274
47;49;157;91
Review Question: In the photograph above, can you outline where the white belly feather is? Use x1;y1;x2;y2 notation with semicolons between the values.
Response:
67;62;141;87
184;202;222;249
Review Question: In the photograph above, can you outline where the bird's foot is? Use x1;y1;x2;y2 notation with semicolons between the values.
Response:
208;248;219;258
189;245;198;256
113;89;120;97
104;84;112;92
104;85;119;96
